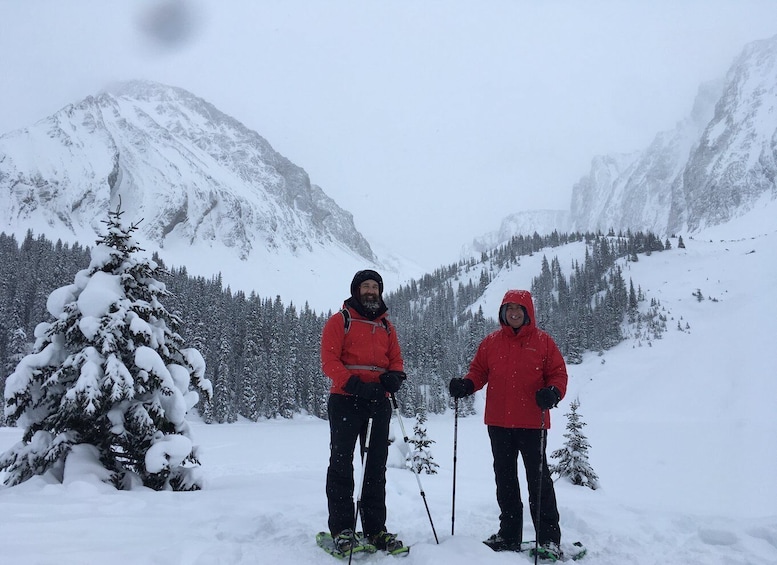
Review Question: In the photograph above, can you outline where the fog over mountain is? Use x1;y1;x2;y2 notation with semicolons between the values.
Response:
484;34;777;245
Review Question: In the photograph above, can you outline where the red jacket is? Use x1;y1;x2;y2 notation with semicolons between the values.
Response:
464;289;567;429
321;305;404;395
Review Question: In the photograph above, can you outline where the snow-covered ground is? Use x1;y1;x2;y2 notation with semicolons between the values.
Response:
1;210;776;565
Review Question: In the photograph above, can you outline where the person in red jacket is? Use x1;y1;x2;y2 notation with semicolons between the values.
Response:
449;289;568;560
321;269;407;555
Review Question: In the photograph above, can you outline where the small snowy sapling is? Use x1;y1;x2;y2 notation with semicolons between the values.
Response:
407;405;438;475
549;397;599;490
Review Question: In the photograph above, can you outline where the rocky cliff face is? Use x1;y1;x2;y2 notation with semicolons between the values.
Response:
568;34;777;236
674;36;777;233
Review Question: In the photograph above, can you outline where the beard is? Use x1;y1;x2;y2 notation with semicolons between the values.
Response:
361;294;381;312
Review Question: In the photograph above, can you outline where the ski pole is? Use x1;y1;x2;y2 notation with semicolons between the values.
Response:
534;409;547;565
390;394;439;544
349;416;374;565
451;397;459;536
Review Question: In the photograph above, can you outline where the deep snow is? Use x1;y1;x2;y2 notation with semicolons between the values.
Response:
1;206;776;564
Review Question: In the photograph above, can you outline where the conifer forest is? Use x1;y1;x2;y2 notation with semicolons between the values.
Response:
0;228;669;425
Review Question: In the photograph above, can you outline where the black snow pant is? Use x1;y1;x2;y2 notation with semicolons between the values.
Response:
488;425;561;546
326;393;392;537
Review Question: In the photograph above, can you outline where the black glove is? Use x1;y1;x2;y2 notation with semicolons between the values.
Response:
535;386;561;410
449;378;474;399
379;371;407;394
344;375;385;401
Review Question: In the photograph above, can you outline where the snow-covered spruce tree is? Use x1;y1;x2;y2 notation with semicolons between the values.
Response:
549;398;599;490
407;405;439;475
1;206;212;490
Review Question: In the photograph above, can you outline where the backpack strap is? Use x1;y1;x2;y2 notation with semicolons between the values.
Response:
341;308;391;336
340;308;351;333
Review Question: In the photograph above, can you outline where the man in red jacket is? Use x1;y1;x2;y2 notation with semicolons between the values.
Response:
449;289;568;561
321;270;407;555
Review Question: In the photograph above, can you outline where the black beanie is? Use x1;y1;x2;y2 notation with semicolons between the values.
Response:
350;269;383;297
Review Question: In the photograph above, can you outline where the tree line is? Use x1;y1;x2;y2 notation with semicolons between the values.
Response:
0;228;670;425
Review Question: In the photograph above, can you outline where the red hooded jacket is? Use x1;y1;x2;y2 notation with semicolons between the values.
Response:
463;289;568;429
321;304;404;395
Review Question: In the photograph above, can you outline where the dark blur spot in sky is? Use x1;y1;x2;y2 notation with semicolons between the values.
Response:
136;0;201;50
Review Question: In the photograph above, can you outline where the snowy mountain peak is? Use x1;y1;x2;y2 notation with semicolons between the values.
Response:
0;79;383;307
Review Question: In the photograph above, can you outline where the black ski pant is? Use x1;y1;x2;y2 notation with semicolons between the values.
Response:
488;425;561;546
326;393;391;537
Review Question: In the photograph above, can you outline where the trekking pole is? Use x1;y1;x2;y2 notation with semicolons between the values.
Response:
451;397;459;536
390;394;439;544
349;416;374;565
534;409;547;565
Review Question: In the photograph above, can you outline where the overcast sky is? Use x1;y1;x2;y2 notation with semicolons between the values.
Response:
1;1;776;268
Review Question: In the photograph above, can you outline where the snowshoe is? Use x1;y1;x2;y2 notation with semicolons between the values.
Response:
531;541;563;562
567;541;587;561
367;531;410;556
316;530;377;559
524;540;587;562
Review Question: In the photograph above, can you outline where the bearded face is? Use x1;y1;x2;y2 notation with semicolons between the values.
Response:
359;280;381;312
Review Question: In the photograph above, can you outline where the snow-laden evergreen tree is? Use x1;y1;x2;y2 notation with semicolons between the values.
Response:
549;398;599;490
1;205;212;490
407;405;439;475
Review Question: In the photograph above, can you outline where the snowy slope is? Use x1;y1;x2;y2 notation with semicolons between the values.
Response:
0;205;775;565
